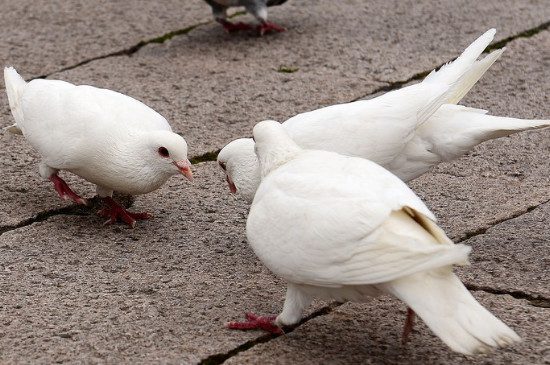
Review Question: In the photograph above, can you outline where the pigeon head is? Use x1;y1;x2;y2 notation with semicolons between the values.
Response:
253;120;301;178
143;130;193;182
217;138;260;204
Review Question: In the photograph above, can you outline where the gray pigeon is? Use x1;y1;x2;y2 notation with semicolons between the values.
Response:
203;0;287;35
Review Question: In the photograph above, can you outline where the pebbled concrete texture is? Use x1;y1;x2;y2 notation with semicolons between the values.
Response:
0;0;550;364
226;294;549;365
0;0;210;77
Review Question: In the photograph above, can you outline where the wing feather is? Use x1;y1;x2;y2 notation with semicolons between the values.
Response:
247;151;465;288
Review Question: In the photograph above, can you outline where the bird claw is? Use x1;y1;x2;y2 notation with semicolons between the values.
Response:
217;19;254;33
225;312;283;334
258;21;286;36
217;18;285;36
49;174;87;206
98;197;151;228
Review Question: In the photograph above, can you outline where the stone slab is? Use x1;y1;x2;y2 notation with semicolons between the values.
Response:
0;162;278;364
225;293;549;364
0;0;210;77
457;201;550;299
1;0;550;364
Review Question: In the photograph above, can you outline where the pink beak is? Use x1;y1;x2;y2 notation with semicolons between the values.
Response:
175;160;194;182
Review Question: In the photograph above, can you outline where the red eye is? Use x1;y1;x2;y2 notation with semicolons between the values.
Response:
158;147;169;157
219;161;226;171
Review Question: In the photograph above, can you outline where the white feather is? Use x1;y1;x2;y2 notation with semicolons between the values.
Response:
245;120;520;355
217;29;550;201
4;67;191;198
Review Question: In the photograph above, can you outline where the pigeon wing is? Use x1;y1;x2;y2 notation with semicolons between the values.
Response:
247;151;465;288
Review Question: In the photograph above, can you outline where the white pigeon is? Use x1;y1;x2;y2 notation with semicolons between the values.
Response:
218;29;550;203
226;120;521;355
203;0;287;35
3;67;193;228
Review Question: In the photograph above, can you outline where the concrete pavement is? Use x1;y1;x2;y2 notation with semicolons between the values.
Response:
0;0;549;363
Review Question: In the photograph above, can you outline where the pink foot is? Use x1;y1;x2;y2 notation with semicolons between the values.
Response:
402;307;416;344
225;313;283;334
217;19;254;33
98;196;151;228
258;21;286;36
49;174;87;205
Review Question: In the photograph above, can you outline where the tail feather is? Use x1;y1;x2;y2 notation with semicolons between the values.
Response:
383;270;521;355
3;67;27;130
422;104;550;162
416;29;499;126
445;48;504;105
423;29;496;87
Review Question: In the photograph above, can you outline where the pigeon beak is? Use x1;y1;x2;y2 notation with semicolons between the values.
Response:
175;160;194;182
226;175;237;194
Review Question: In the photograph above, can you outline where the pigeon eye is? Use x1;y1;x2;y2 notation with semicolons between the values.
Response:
219;161;227;171
158;147;169;157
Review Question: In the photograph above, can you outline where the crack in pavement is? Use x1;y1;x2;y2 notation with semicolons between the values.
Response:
486;20;550;53
0;205;88;236
198;303;340;365
199;278;550;365
30;10;248;81
355;22;550;103
455;200;548;242
467;284;550;309
0;195;133;237
0;11;254;91
33;22;209;80
354;20;550;102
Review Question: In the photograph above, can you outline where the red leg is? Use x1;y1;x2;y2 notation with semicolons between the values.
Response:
49;174;87;205
258;20;286;36
98;196;151;228
226;312;283;334
402;307;416;344
217;19;254;33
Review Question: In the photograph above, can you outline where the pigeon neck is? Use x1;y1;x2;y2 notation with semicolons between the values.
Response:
258;143;301;178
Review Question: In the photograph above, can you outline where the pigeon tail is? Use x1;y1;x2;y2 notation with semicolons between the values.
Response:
3;67;27;132
384;269;521;355
422;105;550;162
444;48;504;105
423;29;496;88
416;29;500;126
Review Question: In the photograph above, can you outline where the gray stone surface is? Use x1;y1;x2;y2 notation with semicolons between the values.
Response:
226;294;549;365
458;201;550;298
1;0;550;364
0;0;209;77
0;163;270;364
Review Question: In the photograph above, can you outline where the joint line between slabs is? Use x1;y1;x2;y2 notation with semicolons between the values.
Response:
467;284;550;309
356;20;550;102
198;303;340;365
